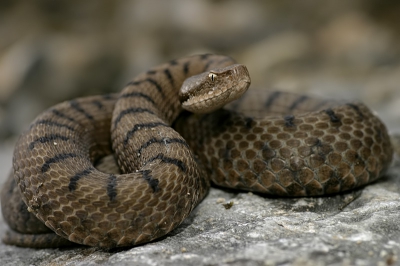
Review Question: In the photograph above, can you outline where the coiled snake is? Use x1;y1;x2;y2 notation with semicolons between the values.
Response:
0;54;393;248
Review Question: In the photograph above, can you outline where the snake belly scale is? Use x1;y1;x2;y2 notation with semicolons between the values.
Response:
1;54;393;248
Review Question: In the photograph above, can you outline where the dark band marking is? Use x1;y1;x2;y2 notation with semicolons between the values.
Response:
120;92;156;106
245;117;254;129
127;79;166;97
146;153;187;172
264;91;282;109
51;109;75;123
223;146;232;160
123;122;168;146
29;134;70;150
346;103;364;119
32;119;75;131
114;108;155;128
147;69;157;75
200;54;211;60
183;61;189;75
68;167;94;192
324;109;340;123
315;139;322;147
169;59;178;65
106;174;117;201
126;79;164;98
289;95;308;111
163;68;174;86
70;100;94;121
201;54;222;71
141;169;159;192
127;80;143;87
42;153;78;173
138;137;189;154
284;115;296;127
31;234;38;244
103;94;117;100
18;199;30;224
146;78;165;97
376;127;383;139
91;100;103;110
203;60;215;72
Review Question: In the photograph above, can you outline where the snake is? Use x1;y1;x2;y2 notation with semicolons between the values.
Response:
0;54;393;249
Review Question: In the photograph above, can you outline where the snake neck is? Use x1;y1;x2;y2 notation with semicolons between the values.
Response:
110;54;236;173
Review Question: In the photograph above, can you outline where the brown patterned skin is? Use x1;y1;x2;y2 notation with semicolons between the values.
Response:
1;172;75;248
1;54;393;249
175;91;393;195
2;55;247;248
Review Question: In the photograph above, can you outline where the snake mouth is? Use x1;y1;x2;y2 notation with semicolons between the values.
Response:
182;79;251;113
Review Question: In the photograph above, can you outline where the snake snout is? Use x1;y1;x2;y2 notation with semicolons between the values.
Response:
233;64;251;85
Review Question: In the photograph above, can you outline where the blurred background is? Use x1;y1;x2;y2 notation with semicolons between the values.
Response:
1;0;400;147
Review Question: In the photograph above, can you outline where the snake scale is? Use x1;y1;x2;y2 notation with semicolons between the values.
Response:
0;54;393;248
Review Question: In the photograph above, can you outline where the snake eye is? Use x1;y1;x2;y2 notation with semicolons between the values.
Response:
209;73;217;82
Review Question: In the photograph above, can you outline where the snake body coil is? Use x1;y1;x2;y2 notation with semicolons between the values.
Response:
1;54;393;248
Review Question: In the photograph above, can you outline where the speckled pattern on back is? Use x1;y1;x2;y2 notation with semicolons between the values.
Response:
176;91;393;196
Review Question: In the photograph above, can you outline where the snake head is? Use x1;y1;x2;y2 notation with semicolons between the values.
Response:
179;64;251;113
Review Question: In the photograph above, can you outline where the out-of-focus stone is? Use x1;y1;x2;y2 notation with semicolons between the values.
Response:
316;12;395;66
238;31;310;87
